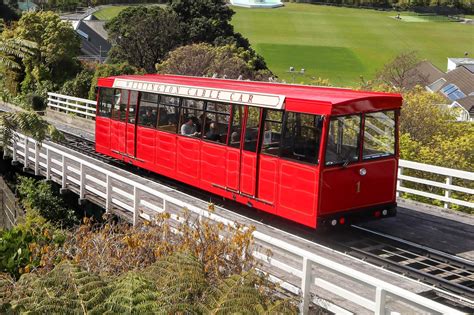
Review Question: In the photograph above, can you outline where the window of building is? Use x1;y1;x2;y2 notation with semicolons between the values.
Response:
261;109;283;156
97;88;114;118
127;91;139;124
325;115;361;166
111;89;128;122
156;95;180;133
138;92;159;128
243;106;261;152
281;112;323;164
363;111;396;160
179;98;204;137
229;105;244;148
203;102;231;144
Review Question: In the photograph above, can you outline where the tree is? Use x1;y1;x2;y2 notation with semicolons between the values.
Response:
399;87;453;144
88;62;143;100
156;43;272;81
375;51;427;90
169;0;238;45
13;11;81;92
169;0;268;71
106;6;182;72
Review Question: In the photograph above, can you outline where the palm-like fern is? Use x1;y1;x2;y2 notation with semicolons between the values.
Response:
98;273;160;314
143;251;207;313
11;261;110;314
5;253;297;314
0;38;37;70
0;111;63;155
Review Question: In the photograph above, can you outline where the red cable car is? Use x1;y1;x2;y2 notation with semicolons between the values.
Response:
95;74;402;228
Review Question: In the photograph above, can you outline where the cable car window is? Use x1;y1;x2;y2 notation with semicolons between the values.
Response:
229;104;243;148
138;92;159;128
111;89;128;122
243;106;261;152
281;112;323;164
325;115;361;166
98;88;114;118
261;109;283;156
363;111;395;160
156;95;180;133
203;102;231;144
179;98;204;137
127;91;139;124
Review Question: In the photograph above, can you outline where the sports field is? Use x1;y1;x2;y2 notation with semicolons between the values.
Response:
231;4;473;86
93;3;473;86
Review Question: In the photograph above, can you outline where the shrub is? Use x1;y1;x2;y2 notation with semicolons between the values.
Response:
28;94;45;111
17;177;78;228
0;211;65;278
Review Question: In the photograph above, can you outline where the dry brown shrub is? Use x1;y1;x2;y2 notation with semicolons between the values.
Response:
41;209;256;283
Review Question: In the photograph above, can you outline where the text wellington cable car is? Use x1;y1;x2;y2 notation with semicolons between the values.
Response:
95;74;402;228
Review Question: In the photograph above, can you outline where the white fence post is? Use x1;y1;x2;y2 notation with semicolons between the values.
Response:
11;141;17;164
78;163;86;205
299;257;312;315
444;176;452;209
46;148;51;180
60;155;67;194
375;287;386;315
105;174;111;213
22;137;28;172
133;186;139;226
34;142;39;176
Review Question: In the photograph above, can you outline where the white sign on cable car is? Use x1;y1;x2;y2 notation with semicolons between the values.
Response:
113;78;286;109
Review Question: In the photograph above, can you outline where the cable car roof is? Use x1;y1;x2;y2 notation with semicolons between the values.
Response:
99;74;402;115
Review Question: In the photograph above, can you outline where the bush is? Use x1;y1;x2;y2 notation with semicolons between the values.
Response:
0;211;65;278
28;94;45;111
16;177;78;228
60;69;93;99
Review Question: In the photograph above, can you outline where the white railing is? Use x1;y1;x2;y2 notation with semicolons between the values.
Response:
398;160;474;209
47;92;96;119
7;133;468;315
44;93;474;211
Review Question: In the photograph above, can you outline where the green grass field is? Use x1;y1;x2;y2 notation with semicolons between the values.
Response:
94;3;473;86
231;4;473;86
93;6;130;20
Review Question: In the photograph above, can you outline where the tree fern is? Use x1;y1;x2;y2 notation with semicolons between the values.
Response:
201;271;265;314
97;272;160;314
0;38;37;70
11;261;110;314
143;251;207;313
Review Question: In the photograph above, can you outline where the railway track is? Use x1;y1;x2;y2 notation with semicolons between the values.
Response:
55;131;474;311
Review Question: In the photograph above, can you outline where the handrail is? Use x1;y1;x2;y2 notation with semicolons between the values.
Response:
7;133;469;314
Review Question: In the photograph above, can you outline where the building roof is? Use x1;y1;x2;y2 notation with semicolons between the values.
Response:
439;66;474;96
99;74;402;115
456;95;474;114
405;61;444;90
461;64;474;74
448;58;474;67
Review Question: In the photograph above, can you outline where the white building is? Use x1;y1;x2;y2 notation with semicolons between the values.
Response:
230;0;283;8
447;58;474;72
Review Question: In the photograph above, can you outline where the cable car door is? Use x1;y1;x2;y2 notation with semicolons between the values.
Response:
125;91;139;159
239;106;262;197
110;89;128;158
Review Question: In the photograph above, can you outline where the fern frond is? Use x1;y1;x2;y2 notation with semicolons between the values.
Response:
11;261;110;314
201;271;265;314
97;272;160;314
143;251;207;313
